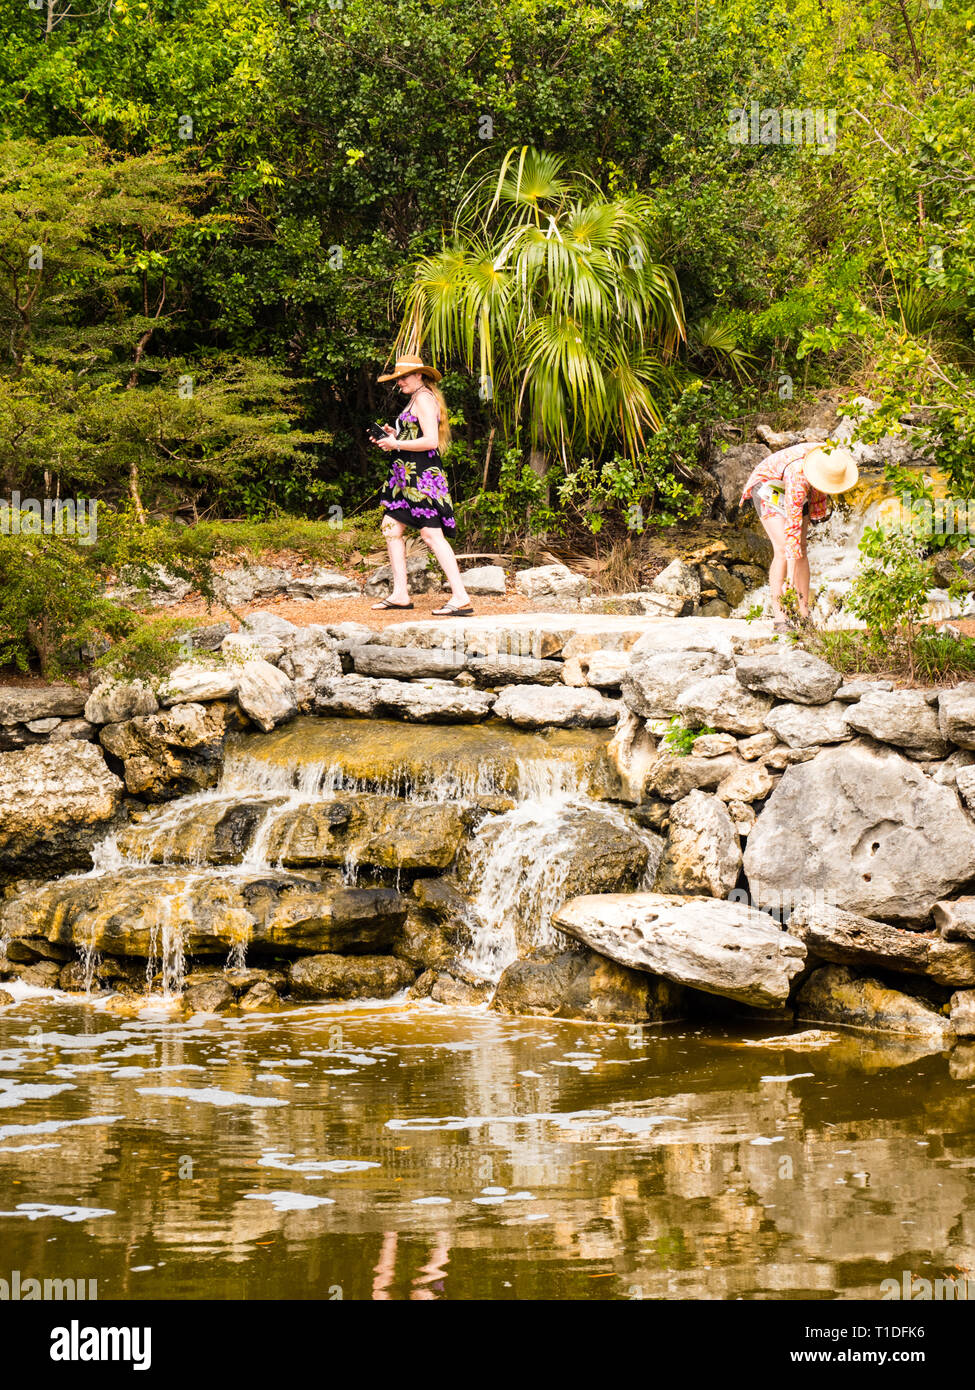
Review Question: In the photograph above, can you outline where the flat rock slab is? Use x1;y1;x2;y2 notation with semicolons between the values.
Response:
553;891;806;1007
735;646;842;705
790;901;975;987
492;685;620;728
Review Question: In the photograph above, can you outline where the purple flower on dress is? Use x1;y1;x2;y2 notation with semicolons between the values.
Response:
418;469;449;500
389;462;408;489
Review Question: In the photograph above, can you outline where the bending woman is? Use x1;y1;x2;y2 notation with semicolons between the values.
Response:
372;354;473;616
740;441;858;633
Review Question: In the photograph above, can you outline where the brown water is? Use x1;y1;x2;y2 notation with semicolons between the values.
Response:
1;992;973;1301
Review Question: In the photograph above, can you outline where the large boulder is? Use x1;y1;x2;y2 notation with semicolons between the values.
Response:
100;703;225;800
763;700;851;749
654;791;742;897
288;953;416;1000
214;565;291;605
160;661;240;706
351;645;466;680
621;649;730;719
734;646;842;705
939;683;975;749
315;674;495;723
0;741;124;878
236;660;299;732
492;947;684;1023
675;672;773;736
797;965;955;1043
554;892;806;1007
492;685;619;729
845;690;949;759
277;631;342;708
84;680;159;725
790;901;975;987
0;685;86;724
514;564;587;600
933;899;975;942
744;741;975;923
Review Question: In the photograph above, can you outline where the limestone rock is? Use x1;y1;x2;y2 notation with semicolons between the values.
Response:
607;709;658;803
351;644;465;680
159;661;240;706
716;761;775;803
236;660;298;732
645;751;741;801
845;690;949;759
182;977;235;1014
554;892;806;1007
797;965;955;1042
764;700;852;748
287;568;359;600
933;899;975;942
314;674;495;723
365;554;437;596
835;679;894;702
84;680;159;725
950;990;975;1037
214;565;291;604
584;651;632;689
466;654;563;686
651;558;700;609
0;741;124;877
744;741;975;923
100;703;225;800
514;564;588;600
288;953;416;1000
675;672;773;736
221;631;285;664
655;791;742;897
239;980;283;1011
691;733;738;758
492;947;684;1023
622;648;730;720
277;632;342;708
735;646;841;705
0;686;86;723
738;731;778;760
461;565;506;596
492;684;619;729
790;900;975;987
938;683;975;749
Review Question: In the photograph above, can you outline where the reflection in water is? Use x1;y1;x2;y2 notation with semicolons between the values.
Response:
0;994;973;1301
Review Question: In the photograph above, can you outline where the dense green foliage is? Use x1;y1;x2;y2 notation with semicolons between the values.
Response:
4;0;974;520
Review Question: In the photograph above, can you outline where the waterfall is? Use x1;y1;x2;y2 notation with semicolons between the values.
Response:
460;777;661;983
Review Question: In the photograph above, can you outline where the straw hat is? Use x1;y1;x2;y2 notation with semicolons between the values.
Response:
376;353;441;384
802;444;858;495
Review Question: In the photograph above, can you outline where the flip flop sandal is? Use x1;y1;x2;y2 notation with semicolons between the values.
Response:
371;599;414;610
432;603;474;617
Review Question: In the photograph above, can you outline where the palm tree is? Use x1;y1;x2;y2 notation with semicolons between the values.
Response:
396;147;685;472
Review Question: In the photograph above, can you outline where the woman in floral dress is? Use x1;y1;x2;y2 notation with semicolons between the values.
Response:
372;354;473;615
740;440;858;632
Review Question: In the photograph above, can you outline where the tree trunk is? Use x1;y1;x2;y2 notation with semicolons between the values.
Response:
129;459;147;524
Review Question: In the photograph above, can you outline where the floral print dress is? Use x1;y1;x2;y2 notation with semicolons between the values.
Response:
379;400;457;533
740;441;830;564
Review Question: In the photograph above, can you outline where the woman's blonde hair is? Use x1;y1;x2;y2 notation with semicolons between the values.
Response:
421;378;452;455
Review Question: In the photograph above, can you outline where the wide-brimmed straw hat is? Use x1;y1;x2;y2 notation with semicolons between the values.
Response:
376;353;441;384
802;444;859;495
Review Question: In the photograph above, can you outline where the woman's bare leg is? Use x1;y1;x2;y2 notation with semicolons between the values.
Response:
758;512;789;620
793;515;811;616
374;519;410;606
419;526;471;606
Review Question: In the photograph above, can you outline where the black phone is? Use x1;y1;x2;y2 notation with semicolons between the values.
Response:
367;420;387;442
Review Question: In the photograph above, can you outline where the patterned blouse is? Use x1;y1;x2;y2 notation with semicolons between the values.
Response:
740;441;830;563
